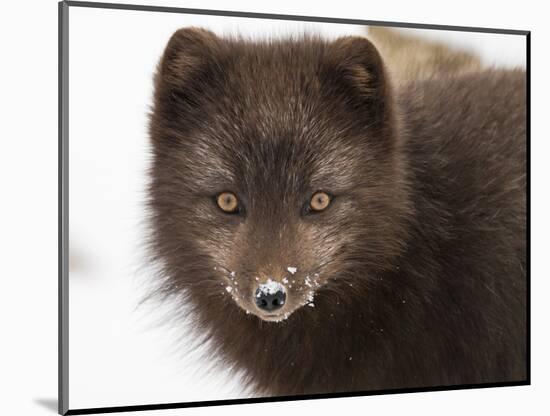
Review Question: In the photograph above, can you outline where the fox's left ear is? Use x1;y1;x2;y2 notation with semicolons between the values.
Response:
325;36;392;125
330;36;388;97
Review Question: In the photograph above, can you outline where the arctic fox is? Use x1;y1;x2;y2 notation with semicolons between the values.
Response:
148;28;527;395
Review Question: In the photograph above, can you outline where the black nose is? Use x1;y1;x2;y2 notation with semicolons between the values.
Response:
255;287;286;311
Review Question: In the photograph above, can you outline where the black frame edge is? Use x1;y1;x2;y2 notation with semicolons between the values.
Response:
525;31;531;385
66;381;529;415
59;1;70;415
64;0;529;35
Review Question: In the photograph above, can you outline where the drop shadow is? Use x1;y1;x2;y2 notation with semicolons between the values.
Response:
34;398;58;413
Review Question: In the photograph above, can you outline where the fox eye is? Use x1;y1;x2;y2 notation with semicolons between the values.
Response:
216;192;240;214
309;191;331;212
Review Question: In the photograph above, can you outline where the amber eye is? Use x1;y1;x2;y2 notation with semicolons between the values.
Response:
216;192;239;213
310;191;331;212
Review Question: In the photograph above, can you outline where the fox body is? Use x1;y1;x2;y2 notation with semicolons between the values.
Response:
148;28;526;395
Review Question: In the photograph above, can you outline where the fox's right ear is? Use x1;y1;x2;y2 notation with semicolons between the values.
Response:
155;27;223;98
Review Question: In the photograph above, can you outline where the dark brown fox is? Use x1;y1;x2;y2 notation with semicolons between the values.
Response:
148;28;527;396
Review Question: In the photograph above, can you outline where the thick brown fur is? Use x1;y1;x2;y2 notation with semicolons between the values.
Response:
148;28;526;396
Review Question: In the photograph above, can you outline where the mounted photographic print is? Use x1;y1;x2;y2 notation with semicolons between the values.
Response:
59;1;530;414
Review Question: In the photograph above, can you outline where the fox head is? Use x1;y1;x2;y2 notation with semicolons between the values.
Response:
148;28;411;323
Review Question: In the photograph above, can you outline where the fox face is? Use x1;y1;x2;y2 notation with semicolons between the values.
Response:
149;28;411;323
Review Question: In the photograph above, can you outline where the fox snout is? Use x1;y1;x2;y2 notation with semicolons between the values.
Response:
254;280;287;312
218;263;323;322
